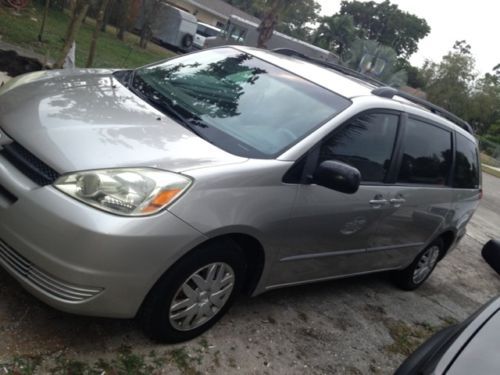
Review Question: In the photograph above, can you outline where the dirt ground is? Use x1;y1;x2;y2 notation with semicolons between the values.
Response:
0;174;499;374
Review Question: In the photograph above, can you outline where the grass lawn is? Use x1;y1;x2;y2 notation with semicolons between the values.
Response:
482;164;500;178
480;152;500;168
0;4;176;69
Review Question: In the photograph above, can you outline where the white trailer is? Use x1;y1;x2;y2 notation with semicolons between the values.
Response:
136;1;197;51
205;15;338;63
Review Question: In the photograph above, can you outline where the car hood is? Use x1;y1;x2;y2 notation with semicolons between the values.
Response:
0;69;246;174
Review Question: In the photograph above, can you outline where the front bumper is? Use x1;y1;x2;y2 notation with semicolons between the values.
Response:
0;154;205;318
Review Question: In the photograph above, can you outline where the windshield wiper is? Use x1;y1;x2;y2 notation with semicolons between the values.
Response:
112;70;133;88
128;84;208;139
128;68;136;88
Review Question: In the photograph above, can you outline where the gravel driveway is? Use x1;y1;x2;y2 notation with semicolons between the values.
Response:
0;173;499;374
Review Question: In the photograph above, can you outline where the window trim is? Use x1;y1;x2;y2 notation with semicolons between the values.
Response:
283;109;476;191
385;112;407;184
451;131;481;190
393;114;455;189
283;108;403;186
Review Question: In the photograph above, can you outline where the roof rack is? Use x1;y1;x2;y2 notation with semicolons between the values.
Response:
372;87;474;134
272;48;386;87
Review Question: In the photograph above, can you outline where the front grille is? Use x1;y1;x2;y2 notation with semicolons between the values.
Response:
0;142;60;186
0;240;103;302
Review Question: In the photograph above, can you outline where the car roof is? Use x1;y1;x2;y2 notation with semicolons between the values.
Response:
235;46;476;143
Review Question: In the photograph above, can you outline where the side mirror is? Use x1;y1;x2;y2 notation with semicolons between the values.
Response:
314;160;361;194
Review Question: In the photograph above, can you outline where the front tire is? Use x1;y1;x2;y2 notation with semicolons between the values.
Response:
141;241;245;343
182;34;194;48
393;239;443;290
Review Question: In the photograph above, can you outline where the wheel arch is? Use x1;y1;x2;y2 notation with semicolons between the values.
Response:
218;233;266;295
141;231;267;313
434;229;457;259
177;232;266;296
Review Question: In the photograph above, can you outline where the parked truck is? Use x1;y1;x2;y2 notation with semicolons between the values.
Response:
135;0;197;51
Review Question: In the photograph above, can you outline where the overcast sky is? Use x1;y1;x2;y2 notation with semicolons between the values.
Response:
316;0;499;75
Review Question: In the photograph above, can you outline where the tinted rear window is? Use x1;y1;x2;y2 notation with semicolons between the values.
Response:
454;134;480;189
397;118;452;185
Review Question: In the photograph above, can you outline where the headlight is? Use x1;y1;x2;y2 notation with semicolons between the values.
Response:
54;168;192;216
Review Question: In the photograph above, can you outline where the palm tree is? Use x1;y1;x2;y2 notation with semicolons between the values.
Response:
257;0;287;49
314;15;356;59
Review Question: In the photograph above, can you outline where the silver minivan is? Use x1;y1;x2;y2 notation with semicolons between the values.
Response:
0;47;481;342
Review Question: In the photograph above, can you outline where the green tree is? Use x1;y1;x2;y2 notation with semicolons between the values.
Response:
314;14;356;59
226;0;320;42
422;40;477;121
395;59;426;88
339;0;430;59
276;0;321;40
484;123;500;143
469;66;500;135
419;41;500;136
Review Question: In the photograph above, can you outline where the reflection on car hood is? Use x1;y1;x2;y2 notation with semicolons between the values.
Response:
0;69;246;174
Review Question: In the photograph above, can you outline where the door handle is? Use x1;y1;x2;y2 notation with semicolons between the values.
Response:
369;198;388;208
389;198;406;207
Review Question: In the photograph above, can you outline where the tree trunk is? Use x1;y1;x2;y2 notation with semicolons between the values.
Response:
257;0;285;49
64;0;78;42
55;1;89;68
38;0;51;42
139;0;161;49
101;0;112;32
86;0;110;68
117;0;132;41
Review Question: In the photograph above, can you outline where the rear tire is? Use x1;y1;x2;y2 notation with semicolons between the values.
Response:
393;239;443;291
141;240;245;343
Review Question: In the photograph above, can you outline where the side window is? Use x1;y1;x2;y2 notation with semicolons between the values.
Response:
397;118;452;185
319;112;399;183
197;26;208;37
454;134;480;189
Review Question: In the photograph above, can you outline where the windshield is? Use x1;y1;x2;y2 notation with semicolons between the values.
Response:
197;24;219;37
132;48;351;158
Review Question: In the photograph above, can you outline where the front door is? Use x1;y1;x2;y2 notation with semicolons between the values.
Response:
267;111;402;288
